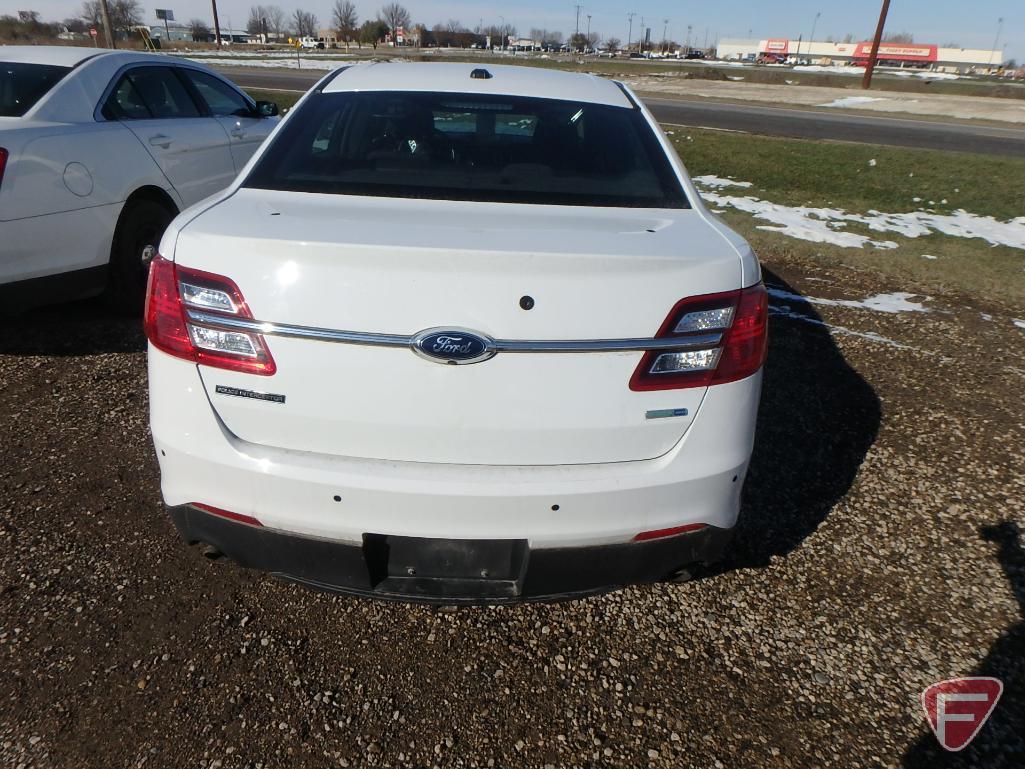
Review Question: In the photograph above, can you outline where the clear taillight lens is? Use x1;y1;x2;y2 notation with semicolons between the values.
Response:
630;283;768;391
144;255;276;376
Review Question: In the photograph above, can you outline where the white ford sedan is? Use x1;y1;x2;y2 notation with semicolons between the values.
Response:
146;62;766;602
0;46;277;311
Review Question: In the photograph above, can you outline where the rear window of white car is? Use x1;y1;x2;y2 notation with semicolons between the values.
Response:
244;91;688;208
0;63;71;117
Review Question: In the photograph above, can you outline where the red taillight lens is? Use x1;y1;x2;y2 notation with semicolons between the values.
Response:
192;502;262;527
711;283;768;386
633;523;707;542
629;282;768;391
144;255;276;376
0;148;8;189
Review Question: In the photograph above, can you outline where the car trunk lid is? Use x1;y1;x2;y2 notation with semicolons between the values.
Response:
175;189;742;465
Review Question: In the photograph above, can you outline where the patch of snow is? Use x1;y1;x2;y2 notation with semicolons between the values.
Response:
767;288;930;314
696;185;1025;251
921;254;938;260
868;158;877;167
182;55;353;71
981;313;993;321
692;175;753;189
726;75;745;81
1014;319;1025;329
913;197;922;202
818;96;884;108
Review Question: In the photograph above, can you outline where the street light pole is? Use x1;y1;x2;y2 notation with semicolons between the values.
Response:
989;17;1004;68
807;11;821;60
861;0;890;90
627;12;635;52
661;19;668;52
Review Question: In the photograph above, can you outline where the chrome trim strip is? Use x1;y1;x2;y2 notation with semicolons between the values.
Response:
185;309;722;353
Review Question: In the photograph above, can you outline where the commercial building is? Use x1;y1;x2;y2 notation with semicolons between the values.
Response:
716;38;1005;74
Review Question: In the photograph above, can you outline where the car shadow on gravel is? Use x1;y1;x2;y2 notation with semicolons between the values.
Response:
901;521;1025;768
0;298;145;356
723;267;882;570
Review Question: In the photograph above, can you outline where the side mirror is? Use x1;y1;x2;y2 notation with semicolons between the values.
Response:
256;101;279;118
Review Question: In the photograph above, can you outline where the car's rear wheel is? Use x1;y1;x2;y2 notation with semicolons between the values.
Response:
106;198;175;314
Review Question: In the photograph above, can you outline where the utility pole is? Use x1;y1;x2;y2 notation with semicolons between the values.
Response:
574;5;583;36
211;0;222;46
98;0;115;48
861;0;890;89
586;14;591;39
661;19;668;52
627;12;635;52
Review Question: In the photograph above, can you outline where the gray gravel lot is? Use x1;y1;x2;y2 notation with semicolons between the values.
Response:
1;256;1023;768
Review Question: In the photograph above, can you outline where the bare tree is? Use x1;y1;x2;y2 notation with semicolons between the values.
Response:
189;17;210;40
246;5;287;38
882;31;914;43
377;2;410;32
81;0;141;33
603;36;620;52
292;8;318;37
332;0;357;46
246;6;264;36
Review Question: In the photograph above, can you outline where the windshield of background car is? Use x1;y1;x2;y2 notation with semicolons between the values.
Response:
0;63;71;117
243;91;689;208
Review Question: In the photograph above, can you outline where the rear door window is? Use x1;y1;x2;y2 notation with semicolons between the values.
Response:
0;63;71;117
102;66;201;120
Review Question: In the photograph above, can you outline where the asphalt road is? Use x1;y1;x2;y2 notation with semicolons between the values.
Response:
217;66;1025;157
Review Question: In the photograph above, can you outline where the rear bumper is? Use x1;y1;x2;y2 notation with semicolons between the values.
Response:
169;503;734;603
150;350;762;549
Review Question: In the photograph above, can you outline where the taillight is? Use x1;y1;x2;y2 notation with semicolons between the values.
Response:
144;255;276;375
0;148;8;189
630;283;767;391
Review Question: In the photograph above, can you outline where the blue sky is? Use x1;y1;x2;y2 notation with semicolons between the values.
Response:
26;0;1023;62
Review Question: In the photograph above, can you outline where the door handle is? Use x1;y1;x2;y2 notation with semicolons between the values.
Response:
148;134;172;149
231;121;246;140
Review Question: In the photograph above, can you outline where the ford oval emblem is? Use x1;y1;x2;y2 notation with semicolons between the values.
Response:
411;327;496;365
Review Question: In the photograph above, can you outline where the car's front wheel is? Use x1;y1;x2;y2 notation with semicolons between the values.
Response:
106;198;175;314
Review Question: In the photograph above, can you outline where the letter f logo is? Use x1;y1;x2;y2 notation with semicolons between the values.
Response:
922;677;1003;751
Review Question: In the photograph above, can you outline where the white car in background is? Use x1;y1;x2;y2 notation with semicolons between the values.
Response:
146;62;766;603
0;46;278;311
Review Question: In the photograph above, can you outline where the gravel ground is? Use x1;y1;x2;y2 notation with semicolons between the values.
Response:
1;255;1023;769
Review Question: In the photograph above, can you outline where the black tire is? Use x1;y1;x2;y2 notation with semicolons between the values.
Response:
105;198;175;314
